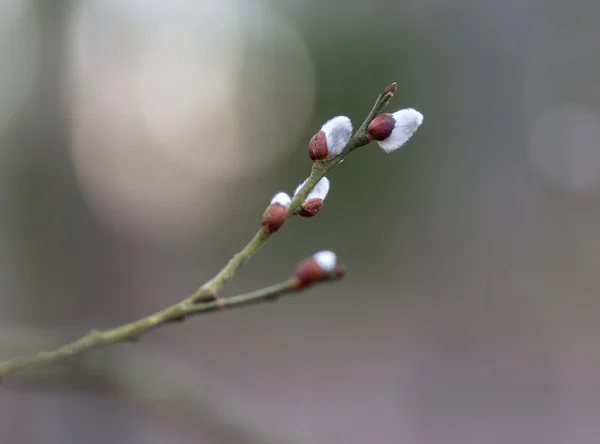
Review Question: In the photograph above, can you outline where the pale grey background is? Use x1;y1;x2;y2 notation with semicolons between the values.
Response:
1;1;600;443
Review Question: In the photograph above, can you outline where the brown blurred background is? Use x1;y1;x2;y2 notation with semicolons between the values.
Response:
1;0;600;443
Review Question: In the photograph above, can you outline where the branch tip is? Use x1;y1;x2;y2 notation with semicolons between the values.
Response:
382;82;397;96
378;82;397;111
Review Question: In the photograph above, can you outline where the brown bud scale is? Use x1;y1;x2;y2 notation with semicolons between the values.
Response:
261;204;288;234
299;198;323;218
294;257;327;288
308;130;328;161
367;114;396;141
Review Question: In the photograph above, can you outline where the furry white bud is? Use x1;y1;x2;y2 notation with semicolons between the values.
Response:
270;192;292;208
307;177;330;200
294;177;330;217
308;116;353;161
321;116;353;157
294;177;330;201
313;250;337;272
369;108;423;153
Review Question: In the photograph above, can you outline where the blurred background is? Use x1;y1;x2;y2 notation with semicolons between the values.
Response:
1;0;600;443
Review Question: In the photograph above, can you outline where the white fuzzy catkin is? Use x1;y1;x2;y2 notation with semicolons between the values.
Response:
270;192;292;208
321;116;353;158
294;177;330;201
377;108;423;153
313;250;337;272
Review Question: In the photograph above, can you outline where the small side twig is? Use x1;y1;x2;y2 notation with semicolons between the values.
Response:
0;270;344;382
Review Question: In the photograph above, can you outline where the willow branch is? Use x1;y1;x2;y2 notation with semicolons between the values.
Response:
0;82;396;384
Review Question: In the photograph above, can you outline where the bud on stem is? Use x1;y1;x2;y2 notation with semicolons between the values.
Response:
261;192;291;234
299;198;323;217
294;251;338;288
308;116;353;161
294;177;330;218
367;108;423;153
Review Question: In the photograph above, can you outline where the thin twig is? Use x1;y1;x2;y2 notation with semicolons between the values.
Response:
0;272;343;382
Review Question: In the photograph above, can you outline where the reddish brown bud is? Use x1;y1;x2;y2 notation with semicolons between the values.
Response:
299;198;323;217
261;204;288;233
294;251;337;288
366;114;396;141
308;130;328;161
294;259;324;288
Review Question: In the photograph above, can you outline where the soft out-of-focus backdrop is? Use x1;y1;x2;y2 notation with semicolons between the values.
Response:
1;0;600;443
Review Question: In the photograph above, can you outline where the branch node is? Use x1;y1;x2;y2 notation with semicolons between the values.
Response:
127;332;141;343
195;291;217;304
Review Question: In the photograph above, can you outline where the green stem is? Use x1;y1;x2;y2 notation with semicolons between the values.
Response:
189;228;270;302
